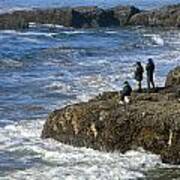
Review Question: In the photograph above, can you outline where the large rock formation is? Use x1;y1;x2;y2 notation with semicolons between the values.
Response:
42;67;180;164
166;66;180;88
129;4;180;27
0;6;137;29
0;4;180;29
0;8;73;29
112;5;140;26
71;6;119;28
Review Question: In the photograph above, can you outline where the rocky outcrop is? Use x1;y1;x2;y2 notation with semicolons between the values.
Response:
129;4;180;27
0;6;137;29
0;8;73;29
0;4;180;29
42;67;180;165
71;6;119;28
112;5;140;26
166;66;180;88
165;66;180;98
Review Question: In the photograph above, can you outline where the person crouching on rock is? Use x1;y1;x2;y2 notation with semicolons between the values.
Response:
119;81;132;105
146;58;155;92
134;61;144;92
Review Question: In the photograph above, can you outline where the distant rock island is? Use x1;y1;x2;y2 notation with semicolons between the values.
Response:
42;66;180;165
0;4;180;29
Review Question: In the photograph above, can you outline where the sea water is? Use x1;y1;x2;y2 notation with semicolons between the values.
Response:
0;0;180;179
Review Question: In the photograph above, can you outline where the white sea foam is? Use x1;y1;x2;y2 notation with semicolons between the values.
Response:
151;34;164;46
19;37;43;43
62;30;92;35
0;7;32;15
0;30;17;34
0;22;180;180
105;31;118;34
20;31;57;37
73;74;115;99
29;22;65;29
0;30;57;38
143;33;165;46
0;118;163;180
45;81;72;93
8;148;161;180
0;59;23;68
0;98;166;179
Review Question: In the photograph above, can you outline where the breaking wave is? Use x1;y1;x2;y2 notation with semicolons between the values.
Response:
0;119;162;180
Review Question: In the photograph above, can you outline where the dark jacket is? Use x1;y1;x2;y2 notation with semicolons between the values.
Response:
146;60;155;80
135;63;144;81
122;83;132;96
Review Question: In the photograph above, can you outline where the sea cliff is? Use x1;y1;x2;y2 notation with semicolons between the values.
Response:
0;4;180;29
42;66;180;165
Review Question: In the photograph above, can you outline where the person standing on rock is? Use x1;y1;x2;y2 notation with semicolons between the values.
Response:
120;81;132;105
146;58;155;91
134;61;144;92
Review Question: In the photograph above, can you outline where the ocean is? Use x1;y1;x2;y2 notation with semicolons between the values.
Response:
0;0;180;179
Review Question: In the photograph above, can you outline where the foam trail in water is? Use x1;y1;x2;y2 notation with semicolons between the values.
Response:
0;30;57;37
0;7;32;14
0;118;163;180
151;34;164;46
29;22;65;29
0;59;23;68
143;34;164;46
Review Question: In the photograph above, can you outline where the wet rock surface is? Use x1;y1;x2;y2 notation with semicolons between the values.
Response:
129;4;180;27
111;5;140;26
42;67;180;165
0;6;136;29
0;4;180;29
166;66;180;88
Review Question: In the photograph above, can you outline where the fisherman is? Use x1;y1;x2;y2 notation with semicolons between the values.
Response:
120;81;132;105
146;58;155;91
134;61;144;92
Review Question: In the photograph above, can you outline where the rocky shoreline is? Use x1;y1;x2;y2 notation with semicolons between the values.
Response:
0;4;180;29
41;67;180;165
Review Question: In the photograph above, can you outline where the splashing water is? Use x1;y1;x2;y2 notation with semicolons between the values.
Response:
0;8;180;179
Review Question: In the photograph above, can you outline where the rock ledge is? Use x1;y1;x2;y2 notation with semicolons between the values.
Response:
42;67;180;164
0;4;180;29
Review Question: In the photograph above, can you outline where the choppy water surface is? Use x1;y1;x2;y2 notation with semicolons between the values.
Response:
0;24;180;179
0;1;180;178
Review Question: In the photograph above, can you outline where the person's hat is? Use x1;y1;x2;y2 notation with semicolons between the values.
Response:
148;58;153;62
123;81;129;85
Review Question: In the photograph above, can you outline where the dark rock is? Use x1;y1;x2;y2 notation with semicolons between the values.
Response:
0;5;180;29
0;8;73;29
45;8;73;27
161;143;180;164
0;11;29;29
130;4;180;27
129;11;150;26
71;6;99;28
0;4;179;29
165;66;180;88
71;6;119;28
0;6;120;29
112;5;141;25
41;67;180;165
